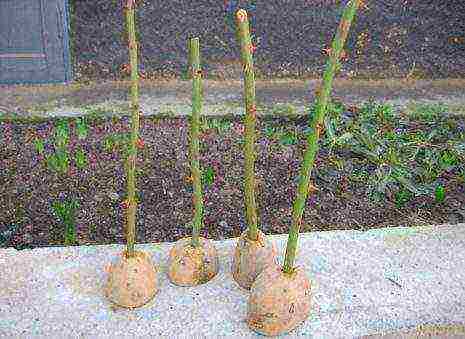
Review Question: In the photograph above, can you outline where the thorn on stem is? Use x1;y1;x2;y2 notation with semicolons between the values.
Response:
236;9;247;22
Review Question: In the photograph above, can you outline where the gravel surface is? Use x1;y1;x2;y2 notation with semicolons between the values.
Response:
69;0;465;82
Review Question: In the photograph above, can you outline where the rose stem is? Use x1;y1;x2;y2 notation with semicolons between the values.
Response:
282;0;360;274
189;37;204;248
236;9;259;241
124;0;140;258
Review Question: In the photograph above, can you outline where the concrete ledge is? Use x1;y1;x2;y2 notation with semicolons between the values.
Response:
1;223;465;338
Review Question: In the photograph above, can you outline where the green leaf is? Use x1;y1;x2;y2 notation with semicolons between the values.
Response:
435;184;446;203
201;166;215;187
75;148;88;169
279;131;298;146
75;117;88;140
33;138;45;155
394;189;412;208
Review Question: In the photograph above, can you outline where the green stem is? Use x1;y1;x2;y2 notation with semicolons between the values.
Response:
189;37;204;248
236;9;258;241
282;0;360;274
125;0;140;258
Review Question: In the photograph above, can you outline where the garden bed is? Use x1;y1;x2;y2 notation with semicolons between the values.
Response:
0;99;464;250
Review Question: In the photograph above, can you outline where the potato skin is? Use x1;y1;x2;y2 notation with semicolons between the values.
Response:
232;229;279;290
105;250;159;309
247;264;312;336
167;236;219;286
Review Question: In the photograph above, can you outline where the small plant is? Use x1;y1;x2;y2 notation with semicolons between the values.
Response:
102;133;131;153
279;130;298;146
51;198;80;246
54;118;70;149
201;165;215;187
394;189;411;208
264;125;277;138
75;117;89;140
435;184;446;203
46;148;70;174
408;102;447;123
74;147;88;169
33;137;45;155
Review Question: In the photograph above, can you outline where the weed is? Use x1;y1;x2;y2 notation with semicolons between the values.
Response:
102;133;131;154
51;198;80;246
201;166;215;187
201;117;232;134
279;130;298;146
33;138;45;155
74;148;88;169
46;149;70;174
75;117;89;140
264;125;277;138
409;102;448;122
394;189;412;208
435;184;446;203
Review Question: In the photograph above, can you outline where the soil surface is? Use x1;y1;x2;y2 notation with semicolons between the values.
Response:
1;108;464;250
66;0;465;82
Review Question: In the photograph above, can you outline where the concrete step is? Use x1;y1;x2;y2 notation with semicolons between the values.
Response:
1;223;465;338
2;79;465;120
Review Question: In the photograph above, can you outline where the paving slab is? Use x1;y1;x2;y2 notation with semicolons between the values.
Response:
1;223;465;338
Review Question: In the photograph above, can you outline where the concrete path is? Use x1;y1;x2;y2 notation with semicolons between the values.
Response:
1;78;465;119
1;223;464;338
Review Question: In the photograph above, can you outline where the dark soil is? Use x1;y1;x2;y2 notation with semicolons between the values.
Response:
68;0;465;83
1;111;464;250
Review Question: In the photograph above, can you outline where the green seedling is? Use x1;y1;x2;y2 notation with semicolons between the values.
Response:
75;117;89;140
74;148;88;169
408;102;447;123
264;125;277;138
51;198;80;246
102;135;117;153
394;189;411;208
279;130;298;146
33;138;45;155
201;166;215;187
102;133;131;153
46;149;70;174
435;184;446;203
439;149;459;170
54;118;70;148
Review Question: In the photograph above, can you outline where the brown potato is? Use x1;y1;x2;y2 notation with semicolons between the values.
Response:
247;264;312;336
232;229;279;290
104;250;159;309
167;236;219;286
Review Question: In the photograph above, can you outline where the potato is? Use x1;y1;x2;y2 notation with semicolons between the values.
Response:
167;236;219;286
104;250;159;309
232;229;279;290
247;264;312;336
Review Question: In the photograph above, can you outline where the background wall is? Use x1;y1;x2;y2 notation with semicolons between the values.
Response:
69;0;465;82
